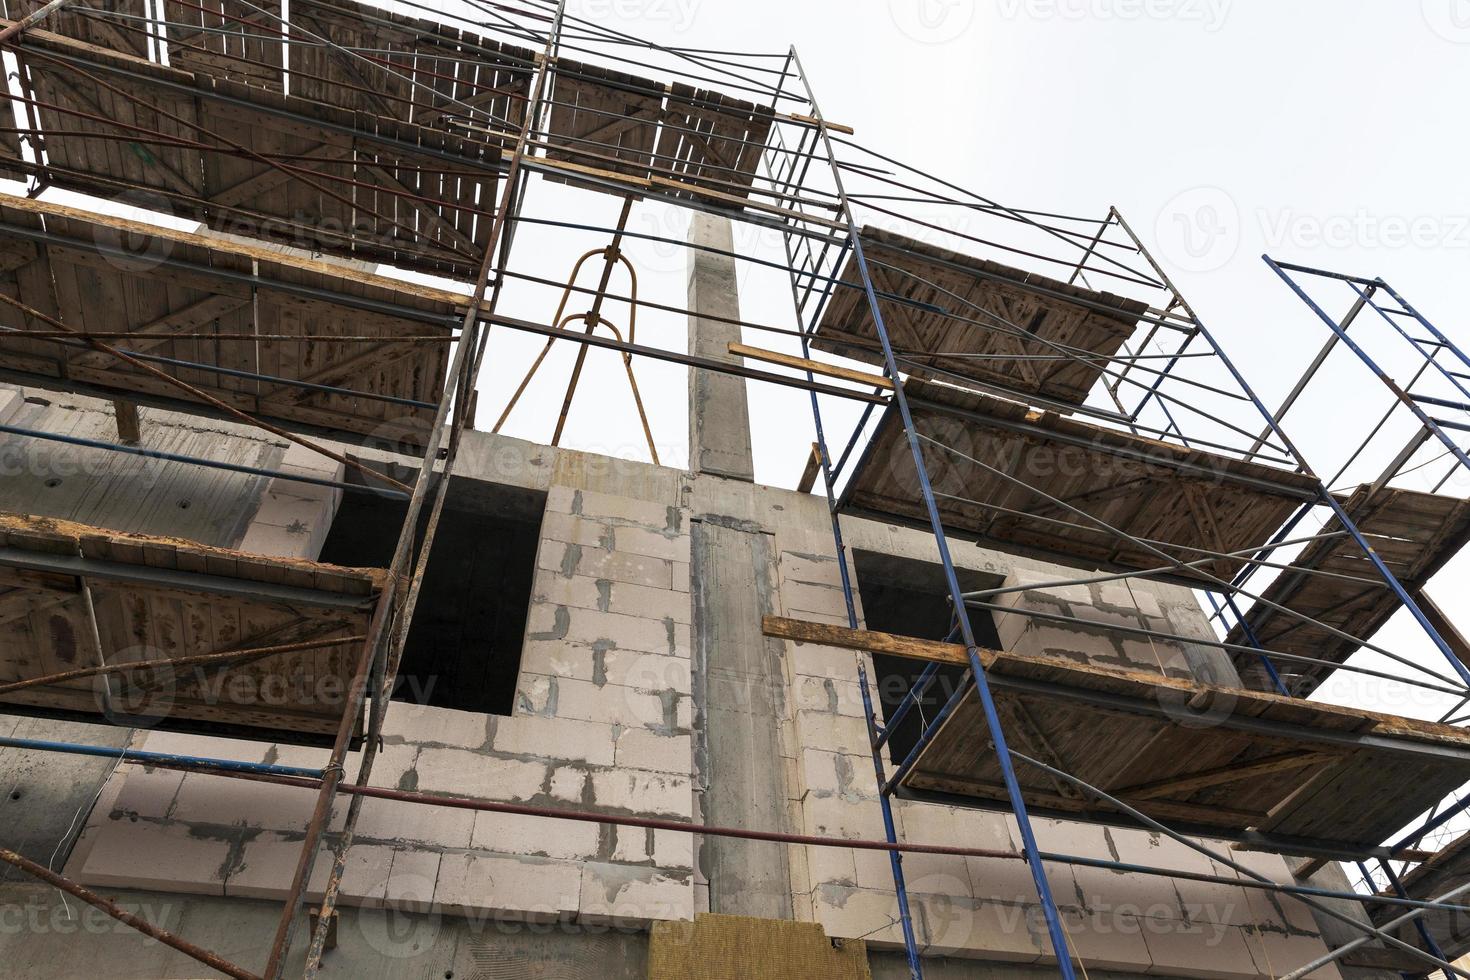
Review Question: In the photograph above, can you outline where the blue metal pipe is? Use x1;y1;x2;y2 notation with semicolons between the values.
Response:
1392;794;1470;853
1377;859;1452;970
768;53;923;980
0;422;410;500
1204;591;1290;696
1262;256;1470;690
831;398;877;486
883;680;969;795
0;735;326;779
873;661;942;752
1347;281;1470;407
792;45;1078;978
1387;279;1470;378
1405;393;1470;413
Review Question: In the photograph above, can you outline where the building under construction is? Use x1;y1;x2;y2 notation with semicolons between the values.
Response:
0;1;1469;978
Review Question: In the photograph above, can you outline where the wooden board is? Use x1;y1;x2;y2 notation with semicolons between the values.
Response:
0;512;381;742
898;636;1470;848
163;0;284;90
1226;485;1470;692
286;0;534;132
0;193;454;441
763;614;1470;850
13;25;503;280
542;58;773;203
842;378;1320;579
544;58;664;187
651;81;773;202
7;0;151;57
812;227;1146;406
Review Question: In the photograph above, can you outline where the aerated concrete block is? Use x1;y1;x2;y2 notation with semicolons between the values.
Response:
491;713;616;766
380;701;489;750
579;862;693;925
414;748;546;802
471;810;601;861
590;770;692;818
433;851;582;920
614;729;692;775
73;818;230;896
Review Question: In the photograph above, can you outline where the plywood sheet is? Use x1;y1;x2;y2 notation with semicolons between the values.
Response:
901;642;1470;849
14;27;500;280
843;378;1319;579
287;0;534;134
1226;485;1470;691
0;193;455;441
0;512;381;741
813;227;1145;406
7;0;150;56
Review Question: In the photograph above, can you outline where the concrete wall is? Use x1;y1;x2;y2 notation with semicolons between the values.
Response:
0;384;1349;978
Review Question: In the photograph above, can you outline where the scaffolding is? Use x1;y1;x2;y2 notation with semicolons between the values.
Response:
0;1;1467;978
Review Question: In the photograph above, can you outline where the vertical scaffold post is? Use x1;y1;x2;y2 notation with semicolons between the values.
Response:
765;57;923;976
787;46;1080;979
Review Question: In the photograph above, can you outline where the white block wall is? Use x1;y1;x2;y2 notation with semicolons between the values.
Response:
54;429;1346;977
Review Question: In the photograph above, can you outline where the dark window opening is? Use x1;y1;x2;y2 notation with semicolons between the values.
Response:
316;473;545;715
853;551;1003;768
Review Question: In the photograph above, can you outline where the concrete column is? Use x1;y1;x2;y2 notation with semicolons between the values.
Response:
687;213;754;482
690;518;793;919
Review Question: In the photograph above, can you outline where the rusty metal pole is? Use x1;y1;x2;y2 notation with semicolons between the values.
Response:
281;6;571;978
259;583;395;979
0;847;262;980
0;0;71;45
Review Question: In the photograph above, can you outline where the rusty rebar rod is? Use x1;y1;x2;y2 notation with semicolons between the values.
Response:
0;0;70;44
282;8;573;976
0;847;262;980
297;10;576;980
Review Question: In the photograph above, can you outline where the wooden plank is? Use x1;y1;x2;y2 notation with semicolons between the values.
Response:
761;615;971;667
796;443;822;495
730;343;894;391
1417;589;1470;668
1110;751;1337;801
111;399;141;445
788;112;854;136
904;771;1268;828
